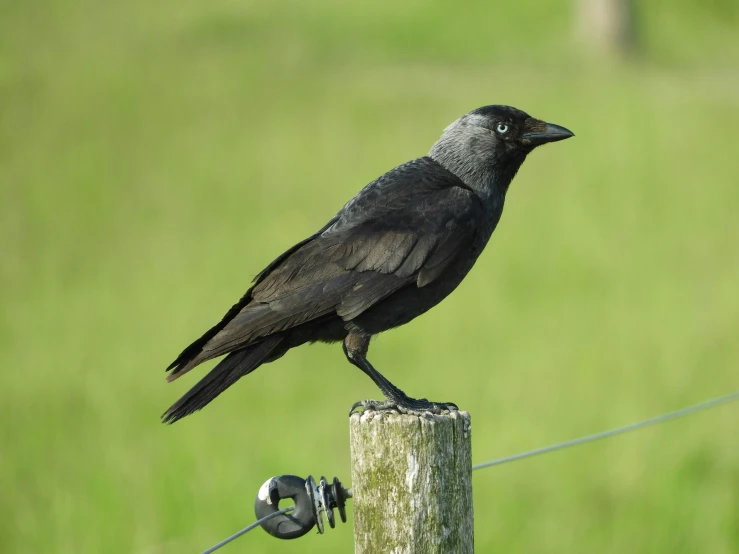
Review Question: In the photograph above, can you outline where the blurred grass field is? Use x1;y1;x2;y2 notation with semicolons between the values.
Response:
2;1;739;552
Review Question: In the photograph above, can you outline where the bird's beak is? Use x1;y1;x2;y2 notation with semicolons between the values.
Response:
521;120;574;146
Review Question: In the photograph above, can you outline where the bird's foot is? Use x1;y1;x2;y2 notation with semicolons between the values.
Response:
349;396;459;417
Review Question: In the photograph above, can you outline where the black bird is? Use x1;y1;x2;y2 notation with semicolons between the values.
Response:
163;105;573;423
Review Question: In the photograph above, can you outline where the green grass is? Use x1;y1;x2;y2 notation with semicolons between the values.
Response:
1;1;738;553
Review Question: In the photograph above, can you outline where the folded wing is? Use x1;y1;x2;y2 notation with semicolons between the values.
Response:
166;158;482;380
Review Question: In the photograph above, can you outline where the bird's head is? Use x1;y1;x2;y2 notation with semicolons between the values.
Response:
429;105;574;196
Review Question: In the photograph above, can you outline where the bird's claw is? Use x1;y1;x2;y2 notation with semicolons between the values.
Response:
349;397;459;417
349;399;398;416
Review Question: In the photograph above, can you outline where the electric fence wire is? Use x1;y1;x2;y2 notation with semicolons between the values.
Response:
472;390;739;471
200;506;295;554
198;390;739;552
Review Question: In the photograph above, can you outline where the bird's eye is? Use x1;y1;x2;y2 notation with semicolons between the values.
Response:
496;123;509;134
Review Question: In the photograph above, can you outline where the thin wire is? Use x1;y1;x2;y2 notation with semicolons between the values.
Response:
196;391;739;552
472;390;739;471
200;506;295;554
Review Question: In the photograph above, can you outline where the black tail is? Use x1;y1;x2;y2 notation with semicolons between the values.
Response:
162;335;285;424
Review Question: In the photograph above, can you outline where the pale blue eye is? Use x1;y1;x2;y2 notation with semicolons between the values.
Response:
496;123;509;134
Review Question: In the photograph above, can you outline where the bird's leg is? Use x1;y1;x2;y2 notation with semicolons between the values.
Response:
343;332;458;416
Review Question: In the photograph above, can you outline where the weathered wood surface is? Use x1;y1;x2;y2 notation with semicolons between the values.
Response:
349;410;473;554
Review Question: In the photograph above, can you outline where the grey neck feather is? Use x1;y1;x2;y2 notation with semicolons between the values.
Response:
428;119;524;206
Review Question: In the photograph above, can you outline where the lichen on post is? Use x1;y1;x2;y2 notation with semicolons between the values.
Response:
349;410;473;554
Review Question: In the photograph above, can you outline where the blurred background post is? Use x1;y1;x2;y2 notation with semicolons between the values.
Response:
576;0;638;56
1;1;738;553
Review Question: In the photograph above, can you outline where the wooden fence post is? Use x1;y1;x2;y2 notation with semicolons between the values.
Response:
349;410;473;553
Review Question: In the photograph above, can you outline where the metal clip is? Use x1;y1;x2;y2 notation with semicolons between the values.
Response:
254;474;352;539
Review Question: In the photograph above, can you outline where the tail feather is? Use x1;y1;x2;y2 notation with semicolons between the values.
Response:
162;335;284;424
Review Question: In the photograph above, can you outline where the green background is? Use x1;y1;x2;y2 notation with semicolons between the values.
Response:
2;1;738;552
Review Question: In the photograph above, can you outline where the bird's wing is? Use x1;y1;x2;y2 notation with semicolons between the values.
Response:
253;156;479;298
218;179;482;344
167;158;482;377
165;219;338;378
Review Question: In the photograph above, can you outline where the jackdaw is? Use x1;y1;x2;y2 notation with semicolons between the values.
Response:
162;105;573;423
